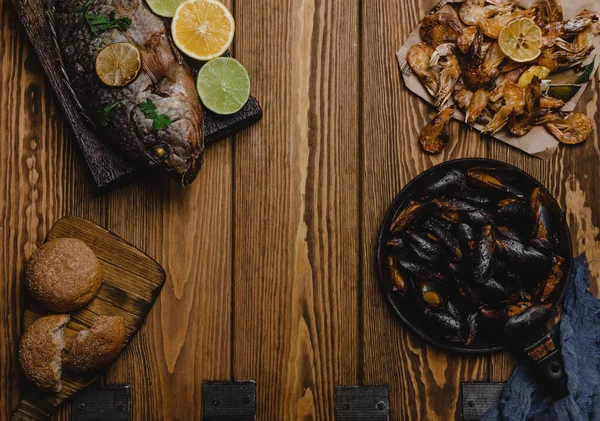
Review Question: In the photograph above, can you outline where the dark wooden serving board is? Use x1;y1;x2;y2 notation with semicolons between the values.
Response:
11;216;166;421
10;0;262;191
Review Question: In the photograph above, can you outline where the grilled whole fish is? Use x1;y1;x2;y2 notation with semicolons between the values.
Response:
54;0;204;185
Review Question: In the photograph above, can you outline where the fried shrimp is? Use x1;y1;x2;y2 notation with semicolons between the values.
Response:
419;106;456;154
540;96;565;110
466;89;491;126
479;8;537;39
537;45;594;72
509;76;541;136
536;112;592;144
458;26;480;54
483;81;525;134
453;78;474;111
408;43;439;97
459;0;515;27
420;13;463;48
430;43;461;108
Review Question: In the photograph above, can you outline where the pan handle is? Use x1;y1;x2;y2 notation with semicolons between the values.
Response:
523;330;568;399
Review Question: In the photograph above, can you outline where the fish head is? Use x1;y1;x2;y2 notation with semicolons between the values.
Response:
134;95;204;186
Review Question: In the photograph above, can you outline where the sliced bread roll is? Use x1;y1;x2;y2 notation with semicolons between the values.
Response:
66;316;126;373
19;314;70;392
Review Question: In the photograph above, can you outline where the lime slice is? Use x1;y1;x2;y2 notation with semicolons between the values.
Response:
196;57;250;115
145;0;186;18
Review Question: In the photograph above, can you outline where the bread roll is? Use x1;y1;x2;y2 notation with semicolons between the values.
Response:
66;316;126;373
19;314;70;392
25;238;103;312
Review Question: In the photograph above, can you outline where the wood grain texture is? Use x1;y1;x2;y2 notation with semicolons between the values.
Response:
232;0;360;420
3;0;600;419
11;216;165;421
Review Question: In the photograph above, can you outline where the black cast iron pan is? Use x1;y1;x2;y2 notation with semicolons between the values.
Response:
376;158;573;396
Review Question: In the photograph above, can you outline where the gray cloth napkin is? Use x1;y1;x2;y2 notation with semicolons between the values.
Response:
482;255;600;421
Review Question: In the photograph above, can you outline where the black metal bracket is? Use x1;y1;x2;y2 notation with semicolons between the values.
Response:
461;382;505;421
335;385;389;421
203;381;257;421
72;385;131;421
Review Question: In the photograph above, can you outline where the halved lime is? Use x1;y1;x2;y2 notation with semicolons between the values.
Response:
145;0;186;18
196;57;250;115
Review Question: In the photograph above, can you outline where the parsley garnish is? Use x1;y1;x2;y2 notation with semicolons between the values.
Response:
576;58;596;84
97;101;121;127
74;0;94;13
84;11;132;34
140;99;172;131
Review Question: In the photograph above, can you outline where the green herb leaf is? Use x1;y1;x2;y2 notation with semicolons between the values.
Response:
140;99;158;119
84;11;132;34
97;101;121;127
152;114;172;131
140;100;172;131
75;0;94;13
576;58;596;84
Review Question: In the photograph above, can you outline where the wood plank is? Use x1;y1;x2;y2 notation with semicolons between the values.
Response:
360;2;489;420
0;2;108;419
11;216;165;420
232;0;361;419
101;0;236;409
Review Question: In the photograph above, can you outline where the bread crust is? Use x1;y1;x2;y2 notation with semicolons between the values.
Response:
25;238;103;312
66;316;126;373
18;314;70;392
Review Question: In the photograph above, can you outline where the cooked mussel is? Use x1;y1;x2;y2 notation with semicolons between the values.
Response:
465;312;478;346
390;201;429;234
433;198;479;223
507;301;533;317
422;218;462;262
496;198;525;220
537;256;565;302
423;169;467;197
495;230;551;275
389;256;410;295
396;258;447;282
457;187;493;208
406;230;447;267
504;302;553;338
475;278;511;304
530;187;559;251
424;306;465;343
467;167;525;198
417;279;445;308
472;224;496;283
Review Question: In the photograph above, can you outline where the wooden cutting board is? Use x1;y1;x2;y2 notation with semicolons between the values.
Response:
11;216;166;421
10;0;262;191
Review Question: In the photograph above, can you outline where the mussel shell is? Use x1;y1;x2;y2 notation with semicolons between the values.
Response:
530;187;559;251
390;201;430;234
424;306;465;343
472;225;496;283
396;258;448;282
504;302;553;339
475;278;511;304
496;198;525;220
495;235;552;277
465;312;478;346
388;256;411;295
417;279;445;308
467;167;525;199
421;218;462;261
423;169;467;197
457;187;493;208
537;255;565;302
406;230;448;267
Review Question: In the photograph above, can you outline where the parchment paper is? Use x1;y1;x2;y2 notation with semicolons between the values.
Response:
396;0;600;160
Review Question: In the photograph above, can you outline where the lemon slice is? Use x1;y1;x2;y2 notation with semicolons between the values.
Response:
499;18;543;63
95;43;141;87
196;57;250;115
172;0;235;61
145;0;186;17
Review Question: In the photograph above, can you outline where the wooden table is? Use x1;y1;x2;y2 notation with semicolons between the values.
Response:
1;0;599;419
